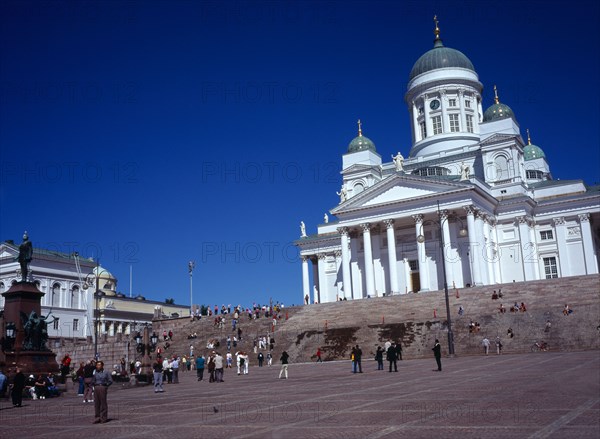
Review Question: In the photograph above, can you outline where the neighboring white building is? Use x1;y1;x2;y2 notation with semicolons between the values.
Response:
0;241;188;340
296;22;600;304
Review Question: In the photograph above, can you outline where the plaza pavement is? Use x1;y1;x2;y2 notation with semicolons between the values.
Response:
0;350;598;439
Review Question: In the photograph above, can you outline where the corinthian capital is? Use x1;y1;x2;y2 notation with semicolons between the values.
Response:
464;205;477;216
337;226;349;236
383;219;395;229
412;214;424;224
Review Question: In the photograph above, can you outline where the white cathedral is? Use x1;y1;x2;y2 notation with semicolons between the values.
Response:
296;20;600;304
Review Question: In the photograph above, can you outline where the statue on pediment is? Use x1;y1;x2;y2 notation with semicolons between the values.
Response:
392;152;405;172
460;162;470;181
336;185;348;203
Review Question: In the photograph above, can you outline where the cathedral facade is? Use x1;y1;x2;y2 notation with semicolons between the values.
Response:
296;22;600;304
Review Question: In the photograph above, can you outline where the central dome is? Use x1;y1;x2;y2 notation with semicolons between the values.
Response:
409;39;475;80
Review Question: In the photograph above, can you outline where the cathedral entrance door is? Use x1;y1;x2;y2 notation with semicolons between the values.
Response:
411;272;420;293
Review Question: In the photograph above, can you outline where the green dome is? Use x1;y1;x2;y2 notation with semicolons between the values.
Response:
409;39;476;80
483;102;515;122
524;143;546;160
348;134;376;153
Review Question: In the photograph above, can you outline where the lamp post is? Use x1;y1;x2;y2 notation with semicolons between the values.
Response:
134;325;158;381
188;261;195;317
417;201;467;356
83;261;110;360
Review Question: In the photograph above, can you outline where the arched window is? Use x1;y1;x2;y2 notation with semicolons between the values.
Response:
52;283;61;307
71;285;80;309
494;155;510;180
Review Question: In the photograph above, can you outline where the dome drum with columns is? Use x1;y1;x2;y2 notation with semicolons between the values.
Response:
295;17;600;304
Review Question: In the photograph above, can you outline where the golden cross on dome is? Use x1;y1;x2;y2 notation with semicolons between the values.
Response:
357;119;363;136
434;15;440;39
494;85;500;104
526;128;532;145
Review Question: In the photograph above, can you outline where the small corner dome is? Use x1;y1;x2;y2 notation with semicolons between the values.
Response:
524;143;546;160
348;134;376;153
483;102;515;122
409;40;476;81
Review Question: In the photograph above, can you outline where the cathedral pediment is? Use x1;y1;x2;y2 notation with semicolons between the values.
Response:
331;174;471;214
0;244;17;259
480;133;517;146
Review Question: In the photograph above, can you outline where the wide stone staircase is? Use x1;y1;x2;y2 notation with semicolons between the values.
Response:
58;274;600;368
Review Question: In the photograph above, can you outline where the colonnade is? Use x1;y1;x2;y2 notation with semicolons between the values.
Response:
301;205;501;302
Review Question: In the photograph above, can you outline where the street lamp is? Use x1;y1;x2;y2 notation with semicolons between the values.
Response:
4;321;16;351
188;261;195;317
83;261;110;360
416;201;468;356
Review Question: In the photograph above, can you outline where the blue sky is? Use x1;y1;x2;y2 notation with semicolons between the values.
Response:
1;0;598;308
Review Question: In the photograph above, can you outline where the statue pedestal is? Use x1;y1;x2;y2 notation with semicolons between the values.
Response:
3;351;58;375
1;282;57;374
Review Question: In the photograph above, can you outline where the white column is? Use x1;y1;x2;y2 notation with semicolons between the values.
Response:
423;93;432;137
440;92;449;133
311;257;320;303
517;217;536;281
439;210;454;289
338;227;353;299
384;219;399;294
483;217;495;284
516;216;535;281
301;256;310;303
475;212;489;285
458;89;467;132
403;258;411;293
465;206;482;286
553;217;570;277
361;223;376;297
317;253;328;302
528;220;540;280
412;100;420;142
579;214;599;274
491;221;502;283
477;98;484;123
413;214;430;292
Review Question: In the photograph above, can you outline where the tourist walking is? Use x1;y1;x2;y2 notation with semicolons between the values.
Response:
215;352;224;382
482;337;490;355
432;339;442;371
83;359;95;403
279;351;289;379
91;361;113;424
353;345;363;373
375;346;384;370
10;367;25;407
152;357;164;393
258;352;264;367
387;343;398;372
196;355;205;381
171;357;180;383
316;347;323;363
495;337;503;355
